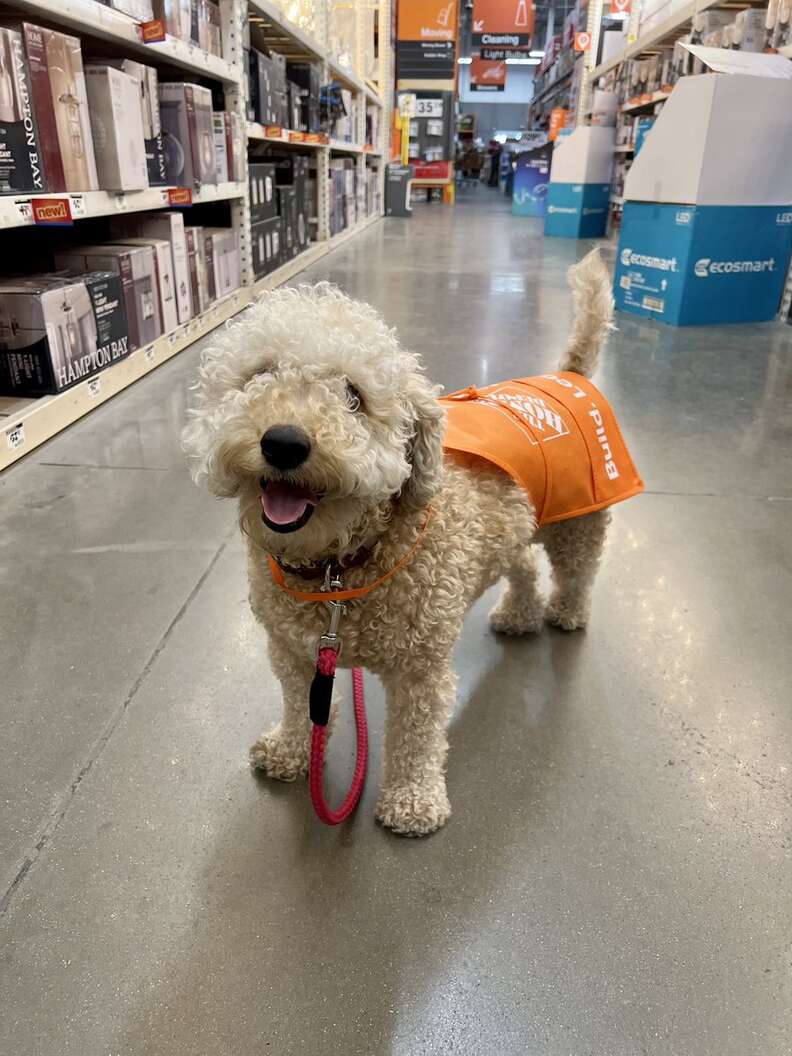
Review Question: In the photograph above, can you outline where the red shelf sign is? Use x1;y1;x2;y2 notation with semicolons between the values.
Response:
32;198;73;226
167;187;192;207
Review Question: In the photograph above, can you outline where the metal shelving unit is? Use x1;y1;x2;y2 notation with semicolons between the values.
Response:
0;0;391;471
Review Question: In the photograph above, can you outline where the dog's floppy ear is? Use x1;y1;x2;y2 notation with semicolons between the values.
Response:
400;372;446;510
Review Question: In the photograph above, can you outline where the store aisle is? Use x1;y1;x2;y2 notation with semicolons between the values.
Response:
1;194;790;1056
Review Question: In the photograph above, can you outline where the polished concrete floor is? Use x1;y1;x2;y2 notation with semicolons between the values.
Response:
1;188;790;1055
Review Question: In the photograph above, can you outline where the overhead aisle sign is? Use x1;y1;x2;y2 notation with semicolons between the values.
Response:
472;0;535;60
397;0;458;82
470;59;507;91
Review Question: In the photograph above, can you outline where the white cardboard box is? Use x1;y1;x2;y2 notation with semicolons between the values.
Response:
85;65;148;191
549;126;615;184
624;58;792;205
159;82;217;187
203;228;240;298
111;238;179;334
213;112;228;183
129;212;193;324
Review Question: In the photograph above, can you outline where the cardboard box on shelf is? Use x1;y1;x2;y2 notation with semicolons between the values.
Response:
4;22;98;192
85;65;148;191
111;238;178;334
615;53;792;325
103;58;167;186
286;61;321;131
277;186;297;258
184;225;211;312
115;211;192;324
251;216;281;278
55;244;162;350
212;111;228;182
183;226;202;315
0;271;129;396
224;111;242;182
152;0;191;41
159;82;217;187
198;0;222;56
0;27;45;193
249;162;278;222
203;227;240;298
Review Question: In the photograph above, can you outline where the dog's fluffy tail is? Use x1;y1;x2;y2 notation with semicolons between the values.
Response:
558;249;614;378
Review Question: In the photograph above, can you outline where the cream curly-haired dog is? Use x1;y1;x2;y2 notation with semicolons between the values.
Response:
183;250;617;836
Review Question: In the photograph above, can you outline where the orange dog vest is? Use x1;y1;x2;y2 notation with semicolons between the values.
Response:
441;372;643;525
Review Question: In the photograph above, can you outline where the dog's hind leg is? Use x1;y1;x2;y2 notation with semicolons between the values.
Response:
250;636;313;780
539;509;610;631
489;545;544;635
376;661;457;836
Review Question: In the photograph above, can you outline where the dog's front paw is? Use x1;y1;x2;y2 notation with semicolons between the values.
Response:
249;725;309;781
489;591;544;635
545;592;590;631
376;781;450;837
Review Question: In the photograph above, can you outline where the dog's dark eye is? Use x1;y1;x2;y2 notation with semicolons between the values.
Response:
345;382;363;412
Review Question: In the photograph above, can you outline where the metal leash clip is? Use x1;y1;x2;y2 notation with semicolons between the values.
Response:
317;564;345;657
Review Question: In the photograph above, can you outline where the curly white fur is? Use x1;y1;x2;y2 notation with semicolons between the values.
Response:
184;252;615;836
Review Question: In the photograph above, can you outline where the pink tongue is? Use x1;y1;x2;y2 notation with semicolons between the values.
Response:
260;482;314;525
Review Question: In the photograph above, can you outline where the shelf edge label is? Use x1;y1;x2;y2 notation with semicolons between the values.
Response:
31;198;73;226
168;187;193;207
140;19;167;43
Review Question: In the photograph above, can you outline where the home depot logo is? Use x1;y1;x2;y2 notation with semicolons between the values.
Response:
694;257;775;277
620;247;677;271
482;390;570;444
31;198;72;225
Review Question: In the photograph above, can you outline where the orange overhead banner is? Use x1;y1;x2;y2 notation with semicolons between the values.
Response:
472;0;535;47
397;0;458;42
470;58;507;91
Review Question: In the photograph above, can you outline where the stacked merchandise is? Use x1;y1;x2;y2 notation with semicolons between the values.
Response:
213;110;244;182
595;3;773;225
248;47;288;126
0;212;240;395
287;62;322;132
0;19;236;195
0;22;98;194
150;0;223;56
248;49;324;134
249;156;310;278
0;271;130;395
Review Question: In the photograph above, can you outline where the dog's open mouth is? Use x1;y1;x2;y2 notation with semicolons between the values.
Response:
260;479;318;533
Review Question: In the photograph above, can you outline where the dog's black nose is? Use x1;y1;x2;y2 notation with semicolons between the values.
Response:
260;425;311;470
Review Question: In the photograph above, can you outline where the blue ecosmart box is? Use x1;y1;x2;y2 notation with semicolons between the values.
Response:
545;182;610;238
614;202;792;326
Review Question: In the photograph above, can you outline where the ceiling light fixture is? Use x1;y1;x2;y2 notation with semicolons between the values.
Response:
505;57;541;64
457;56;472;64
529;50;545;57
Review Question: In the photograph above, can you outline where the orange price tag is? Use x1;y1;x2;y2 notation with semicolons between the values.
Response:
168;187;192;207
288;131;306;142
265;125;283;137
140;19;167;42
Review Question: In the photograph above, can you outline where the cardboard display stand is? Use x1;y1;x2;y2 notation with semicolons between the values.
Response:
544;126;614;238
512;141;552;218
614;50;792;325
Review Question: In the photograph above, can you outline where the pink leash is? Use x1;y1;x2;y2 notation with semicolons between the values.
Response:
308;648;368;824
